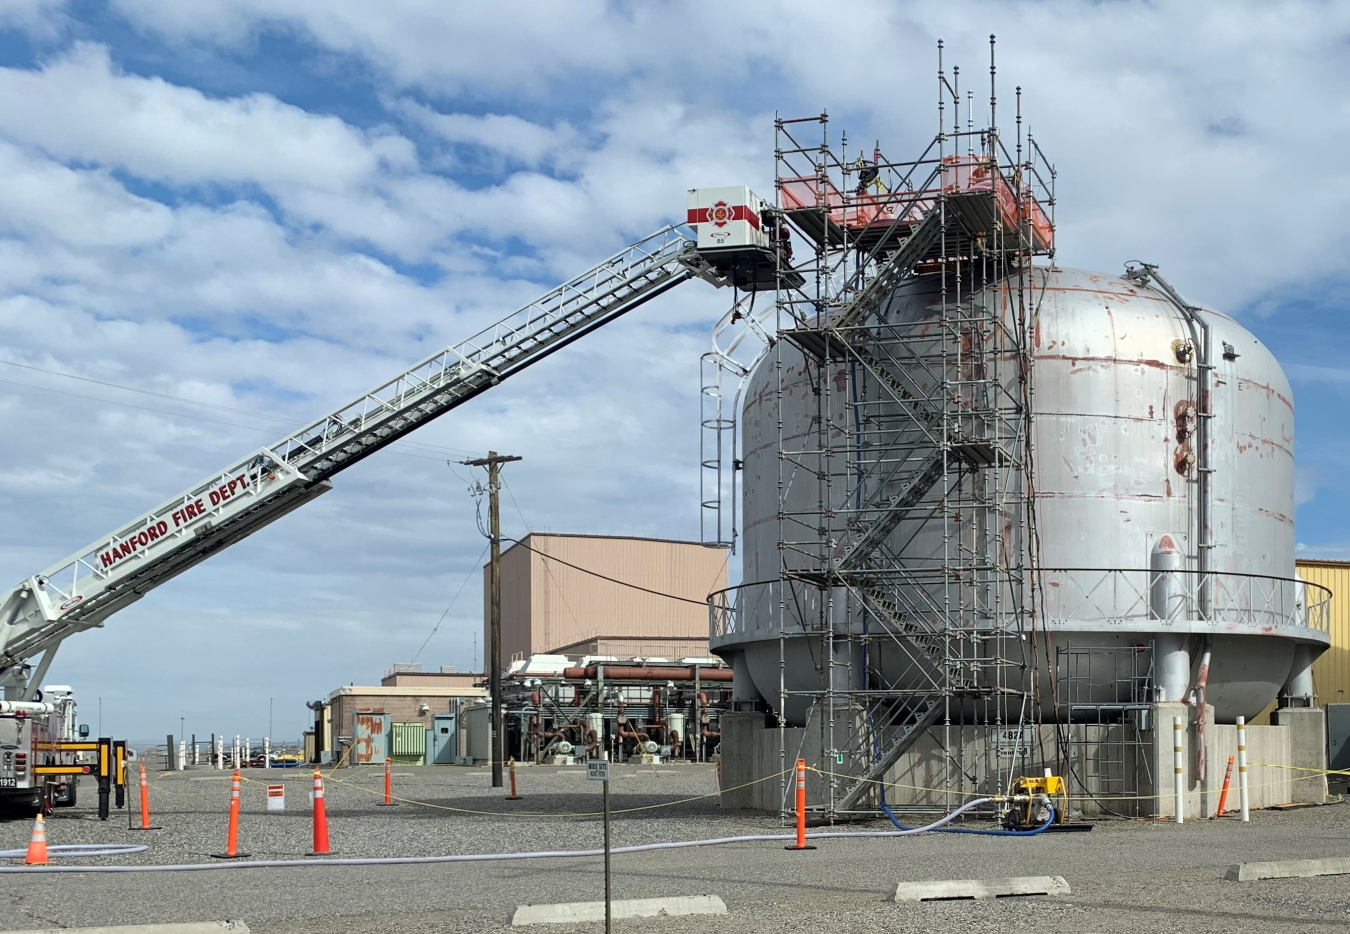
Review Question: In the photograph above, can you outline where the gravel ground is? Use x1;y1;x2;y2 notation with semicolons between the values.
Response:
1;763;1348;933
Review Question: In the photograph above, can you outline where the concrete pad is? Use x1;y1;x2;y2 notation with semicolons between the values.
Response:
512;895;727;926
890;876;1071;903
1225;857;1350;882
6;924;249;934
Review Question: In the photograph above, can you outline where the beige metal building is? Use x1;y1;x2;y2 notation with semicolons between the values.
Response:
486;533;729;662
1297;559;1350;706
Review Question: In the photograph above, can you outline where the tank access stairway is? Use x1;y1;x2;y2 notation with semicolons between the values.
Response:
780;209;1003;815
0;226;730;699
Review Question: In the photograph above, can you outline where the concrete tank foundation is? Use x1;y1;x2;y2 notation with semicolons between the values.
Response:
719;705;1327;818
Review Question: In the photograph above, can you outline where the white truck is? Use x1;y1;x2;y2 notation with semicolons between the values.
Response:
0;687;83;816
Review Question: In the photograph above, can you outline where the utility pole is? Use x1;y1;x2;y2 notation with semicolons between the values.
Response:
461;450;521;789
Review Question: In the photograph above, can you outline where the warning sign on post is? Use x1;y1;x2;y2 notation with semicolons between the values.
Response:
266;784;285;810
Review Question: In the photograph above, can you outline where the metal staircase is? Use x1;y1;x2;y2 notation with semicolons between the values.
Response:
760;93;1050;818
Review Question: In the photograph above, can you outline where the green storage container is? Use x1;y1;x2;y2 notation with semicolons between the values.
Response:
390;721;426;765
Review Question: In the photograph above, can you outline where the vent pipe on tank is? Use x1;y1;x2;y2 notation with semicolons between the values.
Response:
1125;263;1213;623
1151;535;1190;703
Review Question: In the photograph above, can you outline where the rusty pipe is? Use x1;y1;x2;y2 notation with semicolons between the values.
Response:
1191;638;1213;783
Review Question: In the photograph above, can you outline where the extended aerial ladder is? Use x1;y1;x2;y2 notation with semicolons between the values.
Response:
0;225;734;700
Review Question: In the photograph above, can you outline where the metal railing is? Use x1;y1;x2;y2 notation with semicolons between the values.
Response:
710;568;1332;642
1039;568;1331;636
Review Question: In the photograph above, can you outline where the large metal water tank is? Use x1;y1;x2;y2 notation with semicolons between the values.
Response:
714;266;1328;724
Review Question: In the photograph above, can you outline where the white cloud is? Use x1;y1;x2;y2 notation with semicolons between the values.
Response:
396;101;585;173
0;140;172;247
0;44;412;189
106;1;1350;310
0;43;467;259
0;0;67;38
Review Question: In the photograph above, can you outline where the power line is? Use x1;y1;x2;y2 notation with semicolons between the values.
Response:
411;541;490;664
497;476;711;606
0;357;480;456
0;358;297;422
0;370;480;461
501;478;586;645
503;536;709;606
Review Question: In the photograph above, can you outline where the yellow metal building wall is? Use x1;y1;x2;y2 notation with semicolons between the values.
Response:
1297;559;1350;705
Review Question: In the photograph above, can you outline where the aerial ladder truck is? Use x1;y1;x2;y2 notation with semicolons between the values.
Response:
0;191;787;813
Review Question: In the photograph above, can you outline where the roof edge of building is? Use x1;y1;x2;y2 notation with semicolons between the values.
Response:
327;685;487;702
498;532;730;560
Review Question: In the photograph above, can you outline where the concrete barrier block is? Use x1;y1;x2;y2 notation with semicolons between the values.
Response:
890;876;1071;903
512;895;728;926
1225;857;1350;882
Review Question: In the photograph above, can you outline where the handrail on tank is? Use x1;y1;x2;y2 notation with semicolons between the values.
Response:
709;569;1331;642
1039;567;1331;637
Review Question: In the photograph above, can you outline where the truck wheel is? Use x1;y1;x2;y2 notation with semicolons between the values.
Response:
54;782;78;808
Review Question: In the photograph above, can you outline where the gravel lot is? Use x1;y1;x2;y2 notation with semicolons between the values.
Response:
1;762;1348;933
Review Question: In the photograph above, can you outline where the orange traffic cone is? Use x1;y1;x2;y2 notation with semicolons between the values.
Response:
210;769;249;859
310;770;331;855
134;765;160;831
377;757;397;807
25;813;48;865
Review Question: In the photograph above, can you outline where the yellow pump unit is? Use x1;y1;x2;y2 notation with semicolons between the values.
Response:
1000;771;1068;830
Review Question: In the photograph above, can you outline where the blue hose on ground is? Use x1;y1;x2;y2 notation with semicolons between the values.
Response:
880;799;1053;836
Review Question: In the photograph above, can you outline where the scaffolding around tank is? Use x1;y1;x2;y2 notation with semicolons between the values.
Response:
703;39;1331;820
701;38;1053;818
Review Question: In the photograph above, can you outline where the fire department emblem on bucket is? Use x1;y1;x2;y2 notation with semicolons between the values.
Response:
708;200;731;227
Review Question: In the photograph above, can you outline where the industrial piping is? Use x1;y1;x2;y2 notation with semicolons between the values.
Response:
1127;262;1214;783
558;666;732;682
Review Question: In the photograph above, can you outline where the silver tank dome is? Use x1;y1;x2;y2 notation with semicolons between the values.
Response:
715;265;1327;724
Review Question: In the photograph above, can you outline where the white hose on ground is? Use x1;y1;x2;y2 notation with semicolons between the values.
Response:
0;844;148;859
0;798;994;874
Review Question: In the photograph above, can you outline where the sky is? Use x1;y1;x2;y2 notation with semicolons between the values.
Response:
0;1;1347;741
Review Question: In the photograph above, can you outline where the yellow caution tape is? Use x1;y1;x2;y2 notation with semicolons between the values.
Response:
308;766;792;819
